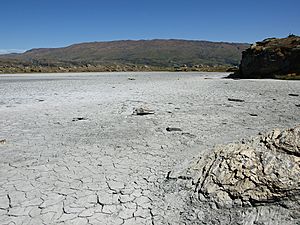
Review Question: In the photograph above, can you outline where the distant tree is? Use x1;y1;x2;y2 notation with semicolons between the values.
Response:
288;33;296;38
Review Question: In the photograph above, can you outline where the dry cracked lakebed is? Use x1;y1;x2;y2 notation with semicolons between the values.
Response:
0;72;299;225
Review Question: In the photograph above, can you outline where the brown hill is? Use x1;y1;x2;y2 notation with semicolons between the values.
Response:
0;39;249;73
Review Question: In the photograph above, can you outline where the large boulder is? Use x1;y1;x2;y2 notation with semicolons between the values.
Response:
229;35;300;79
176;125;300;207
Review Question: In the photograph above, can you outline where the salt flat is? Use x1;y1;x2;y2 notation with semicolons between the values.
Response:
0;72;299;225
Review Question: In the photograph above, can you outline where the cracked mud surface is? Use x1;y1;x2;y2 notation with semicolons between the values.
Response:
0;72;299;224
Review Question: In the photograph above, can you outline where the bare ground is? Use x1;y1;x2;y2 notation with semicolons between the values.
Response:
0;72;299;225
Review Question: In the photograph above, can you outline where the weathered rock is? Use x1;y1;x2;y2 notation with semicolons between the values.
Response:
133;107;155;115
229;35;300;79
249;113;258;117
174;125;300;208
166;127;182;132
228;98;245;102
72;117;88;121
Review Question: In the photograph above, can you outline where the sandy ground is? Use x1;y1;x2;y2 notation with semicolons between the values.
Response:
0;72;299;225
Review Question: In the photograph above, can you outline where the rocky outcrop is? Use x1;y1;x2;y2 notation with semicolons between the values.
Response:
176;125;300;207
190;126;299;207
168;125;300;224
229;35;300;79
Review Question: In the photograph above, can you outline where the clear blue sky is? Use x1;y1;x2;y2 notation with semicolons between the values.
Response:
0;0;299;53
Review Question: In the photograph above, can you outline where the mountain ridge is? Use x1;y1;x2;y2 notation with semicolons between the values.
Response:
0;39;250;73
22;38;249;52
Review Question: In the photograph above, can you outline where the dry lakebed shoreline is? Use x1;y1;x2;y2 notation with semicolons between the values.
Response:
0;72;299;225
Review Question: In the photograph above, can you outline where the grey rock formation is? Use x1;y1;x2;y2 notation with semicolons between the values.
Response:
168;125;300;224
194;126;299;206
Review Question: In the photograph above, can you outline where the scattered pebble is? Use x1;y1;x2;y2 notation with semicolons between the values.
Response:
166;127;182;132
166;171;172;179
72;117;88;122
249;113;258;117
0;139;6;144
133;108;155;116
228;98;245;102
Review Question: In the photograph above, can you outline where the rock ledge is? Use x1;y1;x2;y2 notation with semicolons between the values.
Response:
229;35;300;79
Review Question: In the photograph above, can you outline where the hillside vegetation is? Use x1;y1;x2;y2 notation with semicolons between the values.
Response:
0;39;249;73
